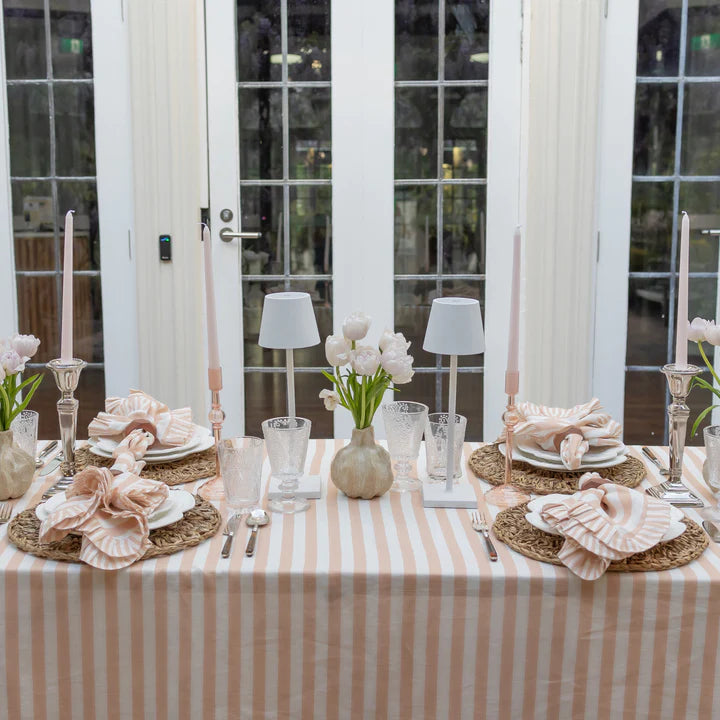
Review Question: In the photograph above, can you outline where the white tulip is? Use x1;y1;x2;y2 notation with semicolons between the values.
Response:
325;335;351;366
705;322;720;346
0;364;5;382
381;348;414;384
342;312;371;342
688;317;710;342
319;388;340;411
379;328;410;353
0;350;26;375
10;333;40;359
350;346;380;376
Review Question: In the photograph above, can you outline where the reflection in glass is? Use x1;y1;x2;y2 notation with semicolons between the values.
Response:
395;0;438;80
57;181;99;271
445;0;490;81
15;274;58;361
442;185;485;274
636;0;680;76
686;5;720;77
679;183;720;273
239;87;283;179
395;87;438;179
395;186;437;274
626;277;669;367
681;83;720;176
629;181;673;273
50;0;93;79
288;0;330;81
632;83;677;176
394;278;437;369
54;83;96;176
289;185;332;275
241;185;284;274
452;371;483;441
623;371;666;444
2;3;46;79
289;88;331;179
237;0;282;82
12;180;54;271
73;274;104;362
444;88;487;178
7;85;50;177
688;278;718;346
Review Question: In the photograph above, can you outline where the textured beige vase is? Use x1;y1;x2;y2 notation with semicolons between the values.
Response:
331;426;394;499
0;429;35;500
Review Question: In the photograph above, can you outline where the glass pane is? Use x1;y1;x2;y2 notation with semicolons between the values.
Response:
395;0;438;81
444;88;487;178
401;370;436;415
239;87;283;179
289;185;332;274
629;181;673;272
289;87;331;179
679;182;720;273
57;181;99;271
237;0;282;82
637;0;680;76
3;3;46;79
452;371;483;441
623;371;666;445
54;83;96;176
632;83;677;176
287;0;330;81
395;185;437;274
7;84;50;177
681;83;720;176
244;370;333;438
626;277;669;367
445;0;490;81
240;185;284;274
686;5;720;77
15;274;59;361
395;87;438;180
50;0;93;79
11;180;54;271
394;278;436;368
687;278;718;359
73;273;103;362
442;184;485;274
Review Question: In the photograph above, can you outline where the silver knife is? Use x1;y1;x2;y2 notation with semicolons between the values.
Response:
39;458;61;477
641;447;669;476
221;515;241;558
36;441;58;468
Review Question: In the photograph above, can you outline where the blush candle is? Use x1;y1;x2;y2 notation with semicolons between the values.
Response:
60;210;74;361
202;224;220;370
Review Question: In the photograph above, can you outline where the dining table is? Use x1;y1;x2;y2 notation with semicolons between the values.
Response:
0;441;718;720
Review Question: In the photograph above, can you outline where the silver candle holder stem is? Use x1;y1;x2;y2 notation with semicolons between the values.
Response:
646;363;704;507
46;358;87;480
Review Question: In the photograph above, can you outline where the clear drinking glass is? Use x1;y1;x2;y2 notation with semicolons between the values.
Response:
703;426;720;494
10;409;38;460
262;416;311;514
424;412;467;483
382;401;429;492
218;436;265;515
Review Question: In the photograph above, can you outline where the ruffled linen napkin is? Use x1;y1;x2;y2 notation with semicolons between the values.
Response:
538;473;672;580
500;398;623;470
88;389;194;448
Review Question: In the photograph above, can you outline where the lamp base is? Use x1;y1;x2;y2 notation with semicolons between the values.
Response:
646;481;704;508
422;482;477;508
268;475;322;500
484;483;531;509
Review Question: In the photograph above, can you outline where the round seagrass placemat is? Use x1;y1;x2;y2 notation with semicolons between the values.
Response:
492;502;708;572
74;446;216;486
468;445;646;495
6;495;221;564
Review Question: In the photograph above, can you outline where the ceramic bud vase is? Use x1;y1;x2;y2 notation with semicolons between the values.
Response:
0;429;35;500
331;426;394;499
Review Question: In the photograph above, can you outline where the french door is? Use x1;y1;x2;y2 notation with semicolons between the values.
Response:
206;0;523;439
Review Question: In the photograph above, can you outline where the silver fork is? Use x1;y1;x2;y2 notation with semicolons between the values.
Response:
471;511;498;562
0;503;13;525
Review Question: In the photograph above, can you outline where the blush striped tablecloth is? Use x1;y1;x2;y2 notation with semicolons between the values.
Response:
1;442;719;720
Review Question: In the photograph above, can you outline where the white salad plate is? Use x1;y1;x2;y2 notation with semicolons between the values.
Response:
89;425;211;458
88;429;214;464
498;443;629;472
516;441;626;464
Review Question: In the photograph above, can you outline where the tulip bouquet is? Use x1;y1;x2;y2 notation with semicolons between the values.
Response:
0;334;43;431
320;312;414;429
687;317;720;435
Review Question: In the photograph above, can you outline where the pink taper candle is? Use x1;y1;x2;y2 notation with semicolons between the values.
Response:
202;224;221;370
675;212;690;367
505;226;521;395
60;210;74;361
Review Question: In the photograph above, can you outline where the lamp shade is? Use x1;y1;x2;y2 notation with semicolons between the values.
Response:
423;297;485;356
258;292;320;349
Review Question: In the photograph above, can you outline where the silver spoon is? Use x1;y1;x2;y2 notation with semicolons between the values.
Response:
245;509;270;557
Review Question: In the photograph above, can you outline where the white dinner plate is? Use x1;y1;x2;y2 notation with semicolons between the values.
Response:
498;443;629;472
35;489;195;531
89;425;210;458
516;441;626;464
88;432;214;464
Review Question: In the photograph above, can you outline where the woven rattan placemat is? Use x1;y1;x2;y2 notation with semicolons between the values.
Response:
468;445;645;495
75;446;216;486
492;502;708;572
7;495;221;564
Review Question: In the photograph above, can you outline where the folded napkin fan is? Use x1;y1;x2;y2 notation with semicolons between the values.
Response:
500;398;623;470
88;389;194;448
539;474;672;580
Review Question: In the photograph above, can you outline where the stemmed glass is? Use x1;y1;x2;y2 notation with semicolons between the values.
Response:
382;401;429;492
262;416;311;514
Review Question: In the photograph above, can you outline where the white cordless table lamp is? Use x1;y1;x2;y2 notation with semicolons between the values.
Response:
422;297;485;508
258;291;320;417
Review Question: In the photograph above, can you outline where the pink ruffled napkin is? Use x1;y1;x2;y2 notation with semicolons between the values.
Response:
503;398;623;470
88;389;194;448
539;473;672;580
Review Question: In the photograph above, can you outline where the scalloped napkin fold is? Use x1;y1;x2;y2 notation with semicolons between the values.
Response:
38;432;168;570
88;389;194;449
538;473;672;580
499;398;623;470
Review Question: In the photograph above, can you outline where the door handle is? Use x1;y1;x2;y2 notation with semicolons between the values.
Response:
219;227;262;242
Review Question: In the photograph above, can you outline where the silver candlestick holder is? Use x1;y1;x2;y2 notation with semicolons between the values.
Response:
46;358;87;480
646;363;704;508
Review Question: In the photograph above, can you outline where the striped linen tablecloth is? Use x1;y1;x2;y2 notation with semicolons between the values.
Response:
1;442;719;720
